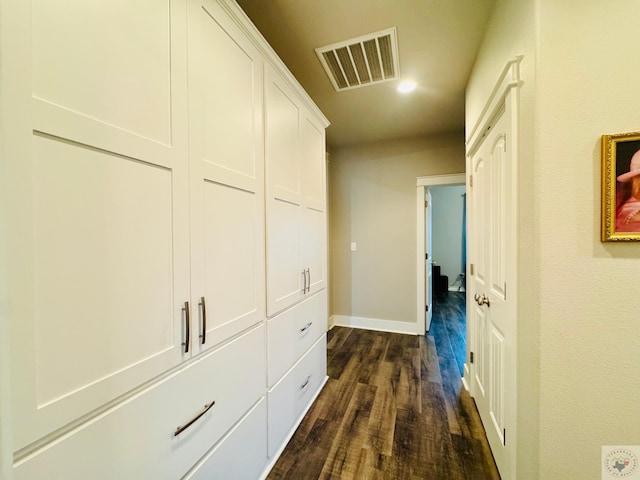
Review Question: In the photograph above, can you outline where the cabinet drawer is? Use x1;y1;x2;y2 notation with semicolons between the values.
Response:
267;334;327;457
14;325;266;480
267;290;327;387
183;398;267;480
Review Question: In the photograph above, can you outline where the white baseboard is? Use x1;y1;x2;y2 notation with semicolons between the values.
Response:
330;315;419;335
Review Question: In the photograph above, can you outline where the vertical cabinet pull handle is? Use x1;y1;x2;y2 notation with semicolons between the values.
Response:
199;296;207;345
300;322;312;333
182;301;190;353
306;268;311;293
174;401;215;436
301;270;306;294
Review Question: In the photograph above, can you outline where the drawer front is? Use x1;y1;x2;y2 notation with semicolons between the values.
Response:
267;290;327;387
267;334;327;457
183;398;267;480
14;325;266;480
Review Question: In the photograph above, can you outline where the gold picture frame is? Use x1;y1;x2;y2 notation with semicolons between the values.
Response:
602;131;640;241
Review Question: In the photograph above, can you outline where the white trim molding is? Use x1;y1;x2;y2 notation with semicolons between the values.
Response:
331;315;419;335
466;55;523;156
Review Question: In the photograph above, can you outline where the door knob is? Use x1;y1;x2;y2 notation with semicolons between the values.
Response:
474;293;490;307
480;294;490;307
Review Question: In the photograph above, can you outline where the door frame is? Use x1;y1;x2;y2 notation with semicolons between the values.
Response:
416;174;466;334
465;56;521;480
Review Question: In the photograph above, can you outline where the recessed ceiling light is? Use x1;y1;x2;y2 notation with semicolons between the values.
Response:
397;81;416;93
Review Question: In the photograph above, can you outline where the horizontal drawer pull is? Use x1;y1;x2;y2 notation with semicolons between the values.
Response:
299;322;312;333
174;401;215;436
299;375;311;391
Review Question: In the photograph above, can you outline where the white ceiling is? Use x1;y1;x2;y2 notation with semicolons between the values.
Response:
236;0;496;149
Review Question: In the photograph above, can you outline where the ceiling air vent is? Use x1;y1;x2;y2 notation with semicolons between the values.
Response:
315;27;399;92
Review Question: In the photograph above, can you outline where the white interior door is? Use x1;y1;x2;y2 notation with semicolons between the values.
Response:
470;103;515;478
425;189;433;331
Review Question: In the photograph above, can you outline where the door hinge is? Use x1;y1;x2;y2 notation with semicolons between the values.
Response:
425;305;429;312
470;175;473;187
470;264;474;276
470;351;474;364
425;200;429;208
503;428;506;446
426;253;429;260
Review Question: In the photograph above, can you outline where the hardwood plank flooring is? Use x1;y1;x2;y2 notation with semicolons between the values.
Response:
267;293;500;479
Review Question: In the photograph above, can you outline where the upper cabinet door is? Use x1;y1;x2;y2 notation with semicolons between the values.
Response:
11;0;191;451
265;66;329;316
265;66;304;317
301;114;327;212
300;113;327;294
188;0;266;351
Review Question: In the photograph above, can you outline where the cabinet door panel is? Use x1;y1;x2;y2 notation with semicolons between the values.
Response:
14;326;266;480
184;399;268;480
267;290;328;387
33;0;172;145
33;135;177;410
11;0;190;451
301;114;326;211
267;334;327;457
301;207;327;295
266;70;301;198
188;0;265;349
267;198;302;316
202;182;263;346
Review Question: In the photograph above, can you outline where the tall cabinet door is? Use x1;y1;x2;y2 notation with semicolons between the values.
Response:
188;0;266;351
9;0;191;451
265;66;304;317
300;113;327;295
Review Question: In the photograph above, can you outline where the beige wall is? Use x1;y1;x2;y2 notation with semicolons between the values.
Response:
329;133;465;325
469;0;640;478
536;1;640;478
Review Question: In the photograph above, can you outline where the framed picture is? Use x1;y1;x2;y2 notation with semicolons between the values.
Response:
602;131;640;241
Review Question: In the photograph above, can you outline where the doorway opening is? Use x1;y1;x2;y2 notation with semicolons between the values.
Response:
429;184;467;377
416;174;466;376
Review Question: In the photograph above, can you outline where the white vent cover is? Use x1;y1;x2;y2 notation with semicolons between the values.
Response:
315;27;399;92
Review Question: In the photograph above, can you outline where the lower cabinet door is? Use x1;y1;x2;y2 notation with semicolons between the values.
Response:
267;334;327;457
183;398;267;480
13;325;266;480
267;289;327;387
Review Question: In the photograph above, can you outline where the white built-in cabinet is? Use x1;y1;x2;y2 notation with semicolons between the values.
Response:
265;65;328;317
2;0;328;478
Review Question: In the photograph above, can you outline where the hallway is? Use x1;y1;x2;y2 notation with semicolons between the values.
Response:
268;293;499;479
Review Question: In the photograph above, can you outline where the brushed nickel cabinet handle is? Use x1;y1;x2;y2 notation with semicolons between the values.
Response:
174;401;215;436
300;322;312;333
300;375;311;391
306;268;311;293
199;296;207;345
182;301;190;353
301;270;306;294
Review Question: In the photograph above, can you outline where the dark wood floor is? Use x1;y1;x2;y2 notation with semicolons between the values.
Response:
267;292;500;480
